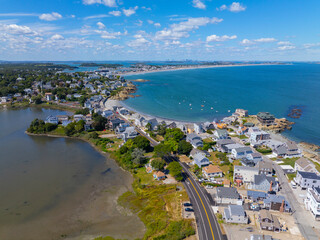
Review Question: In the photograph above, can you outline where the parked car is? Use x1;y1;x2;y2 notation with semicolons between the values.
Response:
185;208;194;212
183;202;192;207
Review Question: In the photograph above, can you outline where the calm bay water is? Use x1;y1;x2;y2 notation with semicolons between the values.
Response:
124;63;320;145
0;108;144;240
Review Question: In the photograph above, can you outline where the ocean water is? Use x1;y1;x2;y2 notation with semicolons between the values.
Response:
124;63;320;145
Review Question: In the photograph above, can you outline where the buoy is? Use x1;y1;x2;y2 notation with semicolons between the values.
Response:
228;110;231;112
201;105;204;107
179;102;181;104
189;104;192;106
211;107;213;110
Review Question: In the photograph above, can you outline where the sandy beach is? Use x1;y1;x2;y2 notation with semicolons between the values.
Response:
120;63;286;76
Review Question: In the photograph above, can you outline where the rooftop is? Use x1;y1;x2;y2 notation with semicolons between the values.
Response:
216;187;240;199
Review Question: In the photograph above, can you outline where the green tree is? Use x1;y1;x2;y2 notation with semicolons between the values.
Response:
75;120;85;133
167;161;183;181
31;95;42;104
151;158;166;171
154;143;171;158
178;140;193;155
145;122;152;131
92;114;108;131
157;123;167;136
133;135;150;151
64;122;76;136
164;128;184;142
131;148;146;165
164;139;179;152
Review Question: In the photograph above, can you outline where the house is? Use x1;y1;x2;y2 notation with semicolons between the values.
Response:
203;122;215;131
280;165;295;174
193;153;210;168
1;96;10;103
215;187;241;205
237;125;248;135
45;92;53;101
235;109;248;117
186;133;203;148
56;115;69;122
263;194;291;212
45;115;59;124
286;141;301;157
116;123;131;134
304;186;320;220
167;122;177;129
223;205;248;224
62;120;72;126
231;146;253;159
234;166;259;184
257;112;275;126
259;210;281;232
251;174;278;192
121;127;138;141
109;118;125;130
216;123;227;129
223;143;243;154
190;148;210;158
216;139;235;152
143;118;158;130
244;122;255;128
257;161;274;176
73;114;85;122
102;110;113;118
294;171;320;189
274;145;287;157
85;114;92;121
295;157;318;174
153;171;166;180
194;123;204;134
119;108;129;115
84;121;93;131
214;129;229;140
246;152;263;165
249;128;270;143
247;190;268;202
202;165;223;178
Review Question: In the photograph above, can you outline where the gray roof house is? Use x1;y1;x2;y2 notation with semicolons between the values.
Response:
215;187;241;205
121;127;138;142
231;146;253;159
190;148;210;158
294;157;318;174
258;161;274;176
45;115;58;125
251;174;278;192
263;194;291;212
214;129;229;140
193;153;210;168
294;171;320;189
186;133;203;148
217;139;235;152
224;205;248;224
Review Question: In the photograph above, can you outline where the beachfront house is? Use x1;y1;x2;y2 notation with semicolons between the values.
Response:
231;146;253;159
45;115;59;125
186;133;203;148
193;153;210;168
304;187;320;220
142;118;158;130
194;123;204;134
202;165;223;179
215;187;241;205
295;157;318;174
224;205;248;224
294;171;320;189
248;128;270;143
285;141;302;158
234;109;248;117
257;112;275;126
213;129;229;140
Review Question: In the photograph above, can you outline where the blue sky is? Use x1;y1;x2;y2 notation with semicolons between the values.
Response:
0;0;319;61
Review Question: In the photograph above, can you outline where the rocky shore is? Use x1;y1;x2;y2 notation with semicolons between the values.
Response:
110;82;138;101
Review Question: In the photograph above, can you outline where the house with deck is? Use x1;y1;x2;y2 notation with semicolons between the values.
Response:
202;165;223;178
215;187;241;205
224;205;248;224
294;171;320;189
259;210;281;232
304;186;320;220
193;153;210;168
231;146;253;159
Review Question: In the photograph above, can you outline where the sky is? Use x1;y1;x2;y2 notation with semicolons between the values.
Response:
0;0;319;61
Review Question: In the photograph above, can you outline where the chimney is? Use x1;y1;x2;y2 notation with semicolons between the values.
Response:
269;181;273;192
280;200;285;212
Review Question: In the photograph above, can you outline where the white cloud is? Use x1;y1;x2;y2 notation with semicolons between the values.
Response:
128;34;151;48
0;13;39;17
277;41;292;45
155;17;222;41
39;12;62;21
0;23;38;36
192;0;206;10
97;22;106;29
82;0;117;7
141;6;152;11
84;14;109;20
148;20;161;27
109;10;121;17
278;45;296;50
206;34;237;42
147;20;154;24
217;2;246;12
95;29;121;39
51;34;64;40
154;23;161;27
254;38;277;43
135;20;143;26
303;42;320;49
239;39;254;45
123;6;138;17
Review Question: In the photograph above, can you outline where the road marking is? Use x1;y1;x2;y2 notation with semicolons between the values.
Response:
188;177;215;240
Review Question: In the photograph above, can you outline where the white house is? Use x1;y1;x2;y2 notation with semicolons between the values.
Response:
304;187;320;220
45;115;59;125
295;171;320;189
215;187;241;205
194;123;204;134
233;165;259;184
202;165;223;179
294;157;318;174
214;129;229;140
231;146;253;159
193;153;210;168
224;205;248;224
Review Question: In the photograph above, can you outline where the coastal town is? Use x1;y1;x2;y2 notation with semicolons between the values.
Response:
2;63;320;240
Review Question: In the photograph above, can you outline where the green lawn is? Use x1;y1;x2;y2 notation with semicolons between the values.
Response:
279;157;299;168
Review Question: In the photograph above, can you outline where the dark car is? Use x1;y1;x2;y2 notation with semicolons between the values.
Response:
185;208;194;212
183;202;192;207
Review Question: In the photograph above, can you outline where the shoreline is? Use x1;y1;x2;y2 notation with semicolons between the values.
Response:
120;63;289;76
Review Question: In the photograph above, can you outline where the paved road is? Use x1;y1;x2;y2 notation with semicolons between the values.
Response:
181;163;225;240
